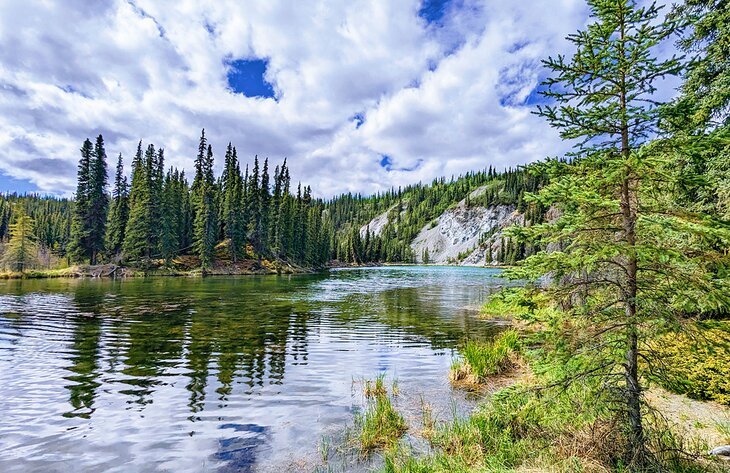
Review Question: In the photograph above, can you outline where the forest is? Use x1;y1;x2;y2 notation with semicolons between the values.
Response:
0;139;549;273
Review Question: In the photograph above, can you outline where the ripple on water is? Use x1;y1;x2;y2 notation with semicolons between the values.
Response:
0;266;505;472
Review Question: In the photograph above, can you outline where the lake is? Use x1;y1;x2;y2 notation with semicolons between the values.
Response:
0;266;506;472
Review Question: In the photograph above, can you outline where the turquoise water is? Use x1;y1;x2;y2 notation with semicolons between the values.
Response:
0;266;506;472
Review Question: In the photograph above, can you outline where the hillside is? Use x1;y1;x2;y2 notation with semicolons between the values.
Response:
330;166;546;265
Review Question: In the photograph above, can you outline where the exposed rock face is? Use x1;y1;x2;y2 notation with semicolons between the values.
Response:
359;206;392;238
411;200;521;266
359;203;408;238
357;186;525;266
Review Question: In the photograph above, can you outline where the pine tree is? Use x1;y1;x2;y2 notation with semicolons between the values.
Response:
68;139;93;263
1;207;37;272
506;1;729;465
106;153;129;258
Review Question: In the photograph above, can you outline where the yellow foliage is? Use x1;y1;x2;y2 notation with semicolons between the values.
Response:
651;322;730;405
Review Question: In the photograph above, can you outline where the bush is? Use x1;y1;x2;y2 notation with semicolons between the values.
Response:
651;321;730;405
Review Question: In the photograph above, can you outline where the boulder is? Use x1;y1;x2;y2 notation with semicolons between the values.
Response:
709;445;730;458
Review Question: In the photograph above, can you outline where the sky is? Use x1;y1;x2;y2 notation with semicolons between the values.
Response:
0;0;678;197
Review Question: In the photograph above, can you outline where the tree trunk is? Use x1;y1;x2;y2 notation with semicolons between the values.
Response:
618;6;644;464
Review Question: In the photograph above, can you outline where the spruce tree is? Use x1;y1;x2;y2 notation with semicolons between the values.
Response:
507;0;729;465
193;144;217;270
87;134;109;264
247;156;262;257
68;139;93;263
123;142;154;263
223;146;245;261
106;153;129;258
259;158;271;254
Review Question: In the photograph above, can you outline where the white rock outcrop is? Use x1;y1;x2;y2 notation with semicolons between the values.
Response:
410;198;521;266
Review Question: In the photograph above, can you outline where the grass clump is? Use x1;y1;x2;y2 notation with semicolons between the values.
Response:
364;373;388;398
357;377;407;454
450;329;521;385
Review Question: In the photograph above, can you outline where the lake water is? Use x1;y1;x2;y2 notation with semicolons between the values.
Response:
0;266;506;472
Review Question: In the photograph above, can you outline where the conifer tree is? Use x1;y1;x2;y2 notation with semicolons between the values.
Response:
124;142;154;263
87;134;109;264
247;156;262;257
223;146;245;261
276;165;292;259
68;139;93;263
259;158;271;254
193;144;217;270
269;162;283;256
106;153;129;258
158;168;177;264
507;1;729;465
1;207;38;272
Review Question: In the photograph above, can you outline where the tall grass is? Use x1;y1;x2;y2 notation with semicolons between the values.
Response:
356;376;407;454
450;329;521;384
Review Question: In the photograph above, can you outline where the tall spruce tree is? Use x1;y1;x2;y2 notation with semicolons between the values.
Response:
106;153;129;258
87;135;109;264
123;142;154;263
259;158;271;254
247;156;262;257
193;144;217;270
68;139;93;263
507;0;730;466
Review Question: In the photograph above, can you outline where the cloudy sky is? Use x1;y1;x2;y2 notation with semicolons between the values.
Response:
0;0;676;197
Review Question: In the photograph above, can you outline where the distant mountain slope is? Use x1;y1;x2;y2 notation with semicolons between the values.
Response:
330;166;546;265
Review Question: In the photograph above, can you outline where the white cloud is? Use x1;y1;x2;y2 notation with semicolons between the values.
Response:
0;0;673;197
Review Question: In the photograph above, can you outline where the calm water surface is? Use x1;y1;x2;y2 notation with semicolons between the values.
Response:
0;266;505;472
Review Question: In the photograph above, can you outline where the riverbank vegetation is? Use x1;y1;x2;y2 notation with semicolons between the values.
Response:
357;377;408;454
379;0;730;471
449;329;521;385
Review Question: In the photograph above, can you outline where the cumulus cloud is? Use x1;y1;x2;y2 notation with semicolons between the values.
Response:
0;0;675;197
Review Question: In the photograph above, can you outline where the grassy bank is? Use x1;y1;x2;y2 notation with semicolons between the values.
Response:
380;293;728;473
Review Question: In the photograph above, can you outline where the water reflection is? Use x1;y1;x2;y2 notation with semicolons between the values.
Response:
0;267;505;472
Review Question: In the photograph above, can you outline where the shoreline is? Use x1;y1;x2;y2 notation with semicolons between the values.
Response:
0;261;510;280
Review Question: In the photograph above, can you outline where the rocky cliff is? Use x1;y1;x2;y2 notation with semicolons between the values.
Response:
358;186;524;266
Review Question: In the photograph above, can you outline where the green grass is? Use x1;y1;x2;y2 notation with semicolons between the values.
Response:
356;378;407;454
451;329;521;384
364;373;388;398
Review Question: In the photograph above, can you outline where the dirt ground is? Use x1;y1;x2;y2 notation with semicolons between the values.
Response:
646;386;730;448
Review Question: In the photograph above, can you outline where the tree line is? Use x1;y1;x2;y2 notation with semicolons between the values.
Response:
2;130;333;272
1;150;552;272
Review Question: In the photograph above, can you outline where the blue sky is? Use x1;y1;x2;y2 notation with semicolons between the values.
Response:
0;0;677;197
